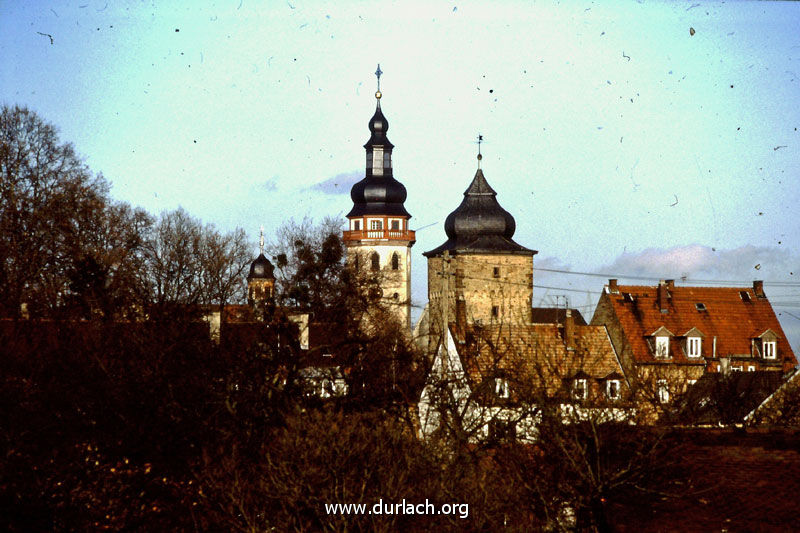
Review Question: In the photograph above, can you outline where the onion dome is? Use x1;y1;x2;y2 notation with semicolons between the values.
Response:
247;253;275;280
424;167;535;257
346;65;411;218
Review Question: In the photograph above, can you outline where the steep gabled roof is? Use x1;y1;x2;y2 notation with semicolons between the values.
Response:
597;284;796;368
448;322;623;399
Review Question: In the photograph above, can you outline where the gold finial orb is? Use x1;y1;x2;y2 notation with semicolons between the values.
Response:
477;153;483;161
375;90;382;99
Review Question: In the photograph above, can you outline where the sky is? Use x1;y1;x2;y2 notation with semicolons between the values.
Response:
2;0;799;351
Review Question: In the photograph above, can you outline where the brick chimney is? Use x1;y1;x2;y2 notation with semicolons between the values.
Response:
564;309;576;350
753;280;765;298
658;280;669;314
609;279;619;294
455;296;467;339
665;279;675;290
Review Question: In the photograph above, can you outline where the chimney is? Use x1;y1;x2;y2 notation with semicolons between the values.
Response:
455;296;467;339
658;280;669;314
608;279;619;294
665;279;675;290
564;309;576;350
753;280;765;298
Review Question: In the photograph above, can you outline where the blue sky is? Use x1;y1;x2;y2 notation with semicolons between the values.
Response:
2;0;799;350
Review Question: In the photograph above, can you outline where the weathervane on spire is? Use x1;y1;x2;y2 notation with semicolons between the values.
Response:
375;63;383;99
476;133;484;168
259;225;265;255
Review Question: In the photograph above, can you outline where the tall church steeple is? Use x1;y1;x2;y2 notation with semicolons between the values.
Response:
344;65;415;329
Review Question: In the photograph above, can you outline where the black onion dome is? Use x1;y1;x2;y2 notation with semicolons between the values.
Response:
346;98;410;218
247;253;275;280
365;102;394;149
423;169;535;257
347;176;410;217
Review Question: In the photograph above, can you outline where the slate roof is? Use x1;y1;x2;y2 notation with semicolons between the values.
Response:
449;322;623;399
598;284;796;369
423;168;535;257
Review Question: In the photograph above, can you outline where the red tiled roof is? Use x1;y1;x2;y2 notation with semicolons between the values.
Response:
603;285;796;368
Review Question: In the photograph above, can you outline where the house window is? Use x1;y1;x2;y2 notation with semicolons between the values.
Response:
747;365;756;372
572;379;587;400
391;252;399;270
493;267;500;278
763;340;777;359
655;336;670;358
495;378;510;399
732;365;743;372
370;252;380;271
390;219;400;230
687;337;702;358
606;380;620;400
657;380;670;403
370;219;383;230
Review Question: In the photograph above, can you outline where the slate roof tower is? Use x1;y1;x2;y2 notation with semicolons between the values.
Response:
424;146;537;332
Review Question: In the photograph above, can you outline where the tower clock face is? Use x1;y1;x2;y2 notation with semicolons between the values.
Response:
255;264;264;275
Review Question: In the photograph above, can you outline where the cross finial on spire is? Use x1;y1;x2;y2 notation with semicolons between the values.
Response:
476;133;484;169
375;63;383;99
259;225;264;255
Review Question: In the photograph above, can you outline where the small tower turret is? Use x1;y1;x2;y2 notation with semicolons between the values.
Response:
248;228;276;317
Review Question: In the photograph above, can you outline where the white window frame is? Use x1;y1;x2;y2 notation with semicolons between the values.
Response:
572;379;587;400
657;380;670;403
687;337;702;358
732;365;743;372
369;219;383;230
763;340;777;359
495;378;509;399
606;379;620;401
747;365;756;372
655;336;670;358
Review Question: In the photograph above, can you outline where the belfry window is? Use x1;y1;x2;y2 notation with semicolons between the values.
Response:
353;220;361;231
370;219;383;230
390;219;400;230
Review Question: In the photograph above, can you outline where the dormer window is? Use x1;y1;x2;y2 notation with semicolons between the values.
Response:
687;337;702;358
763;340;777;359
655;336;669;358
606;380;621;400
695;303;707;311
495;378;510;399
572;379;587;400
740;291;751;302
651;326;674;358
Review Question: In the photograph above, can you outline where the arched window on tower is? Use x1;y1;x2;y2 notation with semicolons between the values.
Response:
371;252;380;271
391;252;399;270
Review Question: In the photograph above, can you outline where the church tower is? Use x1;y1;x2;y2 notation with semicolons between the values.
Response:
247;228;276;320
343;65;415;329
424;147;536;334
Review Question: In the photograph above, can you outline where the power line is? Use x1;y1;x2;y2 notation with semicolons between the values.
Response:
534;267;800;287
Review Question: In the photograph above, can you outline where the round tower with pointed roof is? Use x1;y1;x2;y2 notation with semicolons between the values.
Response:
424;148;536;329
343;66;415;329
